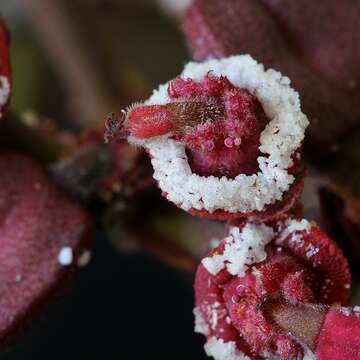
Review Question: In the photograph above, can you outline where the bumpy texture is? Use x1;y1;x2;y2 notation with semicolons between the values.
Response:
194;217;350;360
121;55;308;221
0;154;91;340
0;17;11;119
183;0;360;161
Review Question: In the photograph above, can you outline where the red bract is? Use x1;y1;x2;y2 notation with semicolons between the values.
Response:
194;217;350;359
0;154;91;341
183;0;360;160
0;17;11;118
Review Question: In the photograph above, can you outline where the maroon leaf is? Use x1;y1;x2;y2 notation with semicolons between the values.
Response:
0;153;92;341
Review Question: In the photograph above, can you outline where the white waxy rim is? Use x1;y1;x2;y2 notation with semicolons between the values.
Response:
129;55;309;214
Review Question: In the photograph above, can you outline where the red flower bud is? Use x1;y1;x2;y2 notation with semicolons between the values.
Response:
110;56;308;222
194;217;350;359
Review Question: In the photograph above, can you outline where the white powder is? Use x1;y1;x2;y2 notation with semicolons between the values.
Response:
207;302;228;330
202;223;274;277
339;307;352;316
276;218;312;245
0;75;10;117
205;337;315;360
77;250;91;267
157;0;192;18
194;307;210;335
58;247;73;266
204;337;251;360
129;55;309;214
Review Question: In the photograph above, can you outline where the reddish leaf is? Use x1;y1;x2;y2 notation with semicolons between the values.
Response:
0;154;92;341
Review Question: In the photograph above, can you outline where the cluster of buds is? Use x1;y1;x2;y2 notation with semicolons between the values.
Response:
106;1;360;357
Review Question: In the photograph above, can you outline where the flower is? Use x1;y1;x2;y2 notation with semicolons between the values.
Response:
194;217;350;359
113;55;308;221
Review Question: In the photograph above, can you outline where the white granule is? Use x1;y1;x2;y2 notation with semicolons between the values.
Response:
202;223;274;277
207;302;227;330
0;76;10;116
277;218;312;245
194;307;210;336
339;307;352;316
58;247;73;266
205;337;315;360
129;55;309;214
204;337;251;360
157;0;192;18
77;250;91;267
305;243;320;258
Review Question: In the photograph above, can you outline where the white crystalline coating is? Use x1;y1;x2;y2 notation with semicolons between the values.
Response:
194;307;210;335
204;337;315;360
202;223;274;277
157;0;192;17
204;337;251;360
276;218;312;245
339;307;352;316
305;243;320;258
130;55;309;214
0;76;10;117
58;247;73;266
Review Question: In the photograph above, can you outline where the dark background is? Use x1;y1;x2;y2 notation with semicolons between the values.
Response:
0;235;207;360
